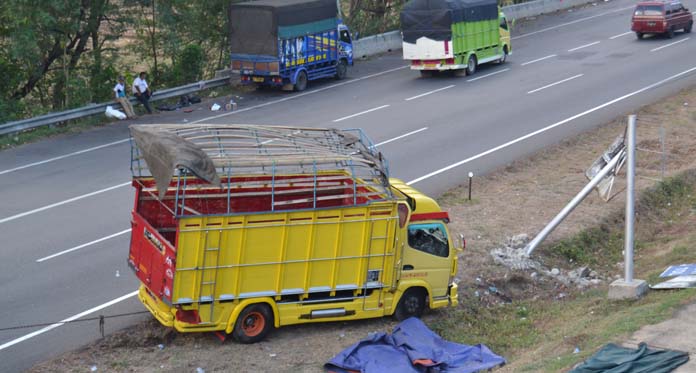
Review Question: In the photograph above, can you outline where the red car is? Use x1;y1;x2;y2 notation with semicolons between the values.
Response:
631;0;693;39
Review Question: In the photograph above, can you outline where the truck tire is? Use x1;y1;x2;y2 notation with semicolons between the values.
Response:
394;288;427;321
666;27;675;39
335;60;347;80
465;55;477;76
686;21;693;33
294;71;308;92
232;304;274;344
636;32;644;39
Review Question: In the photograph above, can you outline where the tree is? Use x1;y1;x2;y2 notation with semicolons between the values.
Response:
1;0;125;117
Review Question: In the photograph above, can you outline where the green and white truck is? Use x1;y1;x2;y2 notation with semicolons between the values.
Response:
401;0;511;76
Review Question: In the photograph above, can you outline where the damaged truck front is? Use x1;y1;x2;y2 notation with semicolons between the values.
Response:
127;124;459;342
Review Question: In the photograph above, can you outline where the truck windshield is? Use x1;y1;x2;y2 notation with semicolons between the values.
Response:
340;29;351;43
407;223;449;258
634;5;663;15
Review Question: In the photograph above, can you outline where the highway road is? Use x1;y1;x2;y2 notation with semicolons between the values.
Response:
3;0;696;370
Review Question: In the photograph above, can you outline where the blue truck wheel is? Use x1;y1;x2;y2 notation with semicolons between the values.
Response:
294;71;308;92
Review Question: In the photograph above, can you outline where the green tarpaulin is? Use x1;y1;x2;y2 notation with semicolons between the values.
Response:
570;343;689;373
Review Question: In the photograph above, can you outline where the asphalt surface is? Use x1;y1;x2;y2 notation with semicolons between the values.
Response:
3;0;696;370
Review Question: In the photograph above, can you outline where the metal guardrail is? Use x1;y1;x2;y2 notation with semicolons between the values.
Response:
0;76;231;136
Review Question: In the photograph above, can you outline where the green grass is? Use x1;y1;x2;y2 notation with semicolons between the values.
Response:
428;170;696;372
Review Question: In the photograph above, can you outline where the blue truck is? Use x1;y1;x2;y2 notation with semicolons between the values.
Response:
229;0;354;91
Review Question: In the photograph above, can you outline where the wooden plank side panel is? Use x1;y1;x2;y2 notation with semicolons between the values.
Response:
334;208;369;289
281;211;313;294
237;213;285;296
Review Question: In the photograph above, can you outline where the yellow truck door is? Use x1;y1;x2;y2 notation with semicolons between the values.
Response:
401;222;452;297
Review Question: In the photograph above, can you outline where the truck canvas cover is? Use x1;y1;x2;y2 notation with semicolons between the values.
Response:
401;0;498;43
229;0;338;56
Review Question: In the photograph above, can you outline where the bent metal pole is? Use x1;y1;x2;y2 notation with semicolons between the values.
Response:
624;115;636;282
524;149;625;256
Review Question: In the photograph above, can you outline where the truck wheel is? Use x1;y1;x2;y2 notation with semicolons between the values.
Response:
666;27;675;39
232;304;273;344
394;288;427;321
465;55;477;76
294;71;308;92
498;46;508;64
636;32;644;39
686;21;693;33
335;60;347;80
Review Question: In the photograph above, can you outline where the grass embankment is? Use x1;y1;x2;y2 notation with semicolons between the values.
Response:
431;172;696;372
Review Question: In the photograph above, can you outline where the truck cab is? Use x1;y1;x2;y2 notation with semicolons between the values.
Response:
338;22;354;67
390;179;460;311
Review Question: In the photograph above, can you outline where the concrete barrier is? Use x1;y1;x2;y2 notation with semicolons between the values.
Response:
502;0;598;20
352;30;403;58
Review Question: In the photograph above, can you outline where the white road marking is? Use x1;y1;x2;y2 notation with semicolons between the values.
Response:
512;5;636;40
194;66;408;124
1;66;409;176
0;182;131;225
568;41;600;52
610;31;633;39
407;65;696;185
651;37;690;52
36;229;132;262
373;127;428;147
520;54;557;66
527;74;584;94
0;139;130;176
467;68;511;82
0;291;139;352
332;105;390;123
405;85;455;101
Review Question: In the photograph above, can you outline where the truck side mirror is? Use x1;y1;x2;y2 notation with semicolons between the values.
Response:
458;233;465;251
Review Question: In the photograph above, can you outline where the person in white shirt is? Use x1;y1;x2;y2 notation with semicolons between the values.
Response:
132;72;153;114
113;75;136;118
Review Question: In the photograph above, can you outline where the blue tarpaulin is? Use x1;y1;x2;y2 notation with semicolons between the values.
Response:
325;318;506;373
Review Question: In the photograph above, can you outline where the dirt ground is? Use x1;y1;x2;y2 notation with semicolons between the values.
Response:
31;87;696;372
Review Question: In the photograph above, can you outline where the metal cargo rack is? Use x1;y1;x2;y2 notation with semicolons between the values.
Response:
129;124;393;217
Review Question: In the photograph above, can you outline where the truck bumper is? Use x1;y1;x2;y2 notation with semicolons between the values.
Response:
138;284;175;327
240;75;284;86
448;282;459;306
431;283;459;309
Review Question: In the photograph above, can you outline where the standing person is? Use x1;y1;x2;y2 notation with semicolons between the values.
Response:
132;71;153;114
113;75;136;119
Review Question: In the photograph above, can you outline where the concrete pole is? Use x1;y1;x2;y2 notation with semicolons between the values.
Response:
524;149;624;256
624;115;636;283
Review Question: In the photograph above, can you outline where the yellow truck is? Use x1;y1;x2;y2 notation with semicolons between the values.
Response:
128;124;459;342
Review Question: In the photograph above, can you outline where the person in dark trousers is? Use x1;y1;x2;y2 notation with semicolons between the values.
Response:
132;72;153;114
